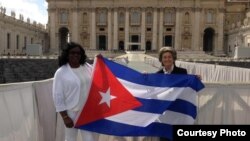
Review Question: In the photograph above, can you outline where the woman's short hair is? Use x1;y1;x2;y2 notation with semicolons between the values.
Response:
158;46;177;62
58;42;87;67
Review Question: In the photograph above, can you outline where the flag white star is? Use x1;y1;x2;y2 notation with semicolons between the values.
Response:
99;88;116;107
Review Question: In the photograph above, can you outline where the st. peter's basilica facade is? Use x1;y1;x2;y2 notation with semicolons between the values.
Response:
1;0;250;56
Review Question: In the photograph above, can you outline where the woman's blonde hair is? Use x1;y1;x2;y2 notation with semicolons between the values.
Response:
158;46;177;62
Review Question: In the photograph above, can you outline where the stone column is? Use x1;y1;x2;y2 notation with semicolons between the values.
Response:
71;8;79;42
90;8;96;50
158;8;163;50
125;9;129;51
48;8;57;54
108;8;112;51
0;26;4;53
12;32;17;54
141;8;146;51
113;8;118;50
216;8;225;55
152;8;158;50
175;8;182;50
192;8;201;51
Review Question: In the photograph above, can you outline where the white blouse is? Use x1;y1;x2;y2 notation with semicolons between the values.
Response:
52;63;92;112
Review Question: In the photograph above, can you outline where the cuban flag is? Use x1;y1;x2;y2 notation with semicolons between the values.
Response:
75;55;204;140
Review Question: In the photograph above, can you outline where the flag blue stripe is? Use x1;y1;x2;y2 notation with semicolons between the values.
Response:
102;56;204;91
134;98;172;114
134;98;196;118
168;99;197;119
77;119;173;140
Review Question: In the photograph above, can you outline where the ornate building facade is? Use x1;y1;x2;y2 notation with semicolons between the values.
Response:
1;0;249;56
46;0;226;55
0;6;48;56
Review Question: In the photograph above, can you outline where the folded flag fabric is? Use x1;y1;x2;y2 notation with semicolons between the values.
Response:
75;55;205;140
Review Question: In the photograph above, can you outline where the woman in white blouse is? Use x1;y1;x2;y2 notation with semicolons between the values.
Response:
52;42;98;141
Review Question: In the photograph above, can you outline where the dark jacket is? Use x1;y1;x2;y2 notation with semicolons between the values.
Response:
157;65;187;74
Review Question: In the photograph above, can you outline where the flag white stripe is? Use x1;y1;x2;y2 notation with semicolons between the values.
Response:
105;110;160;127
157;110;195;125
118;79;197;105
105;109;194;127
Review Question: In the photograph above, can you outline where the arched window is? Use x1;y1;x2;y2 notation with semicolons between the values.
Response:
16;35;19;49
146;12;153;25
164;11;173;24
82;12;88;24
207;10;214;23
131;11;141;25
184;12;190;24
98;11;107;25
7;33;11;49
60;11;68;24
118;12;125;25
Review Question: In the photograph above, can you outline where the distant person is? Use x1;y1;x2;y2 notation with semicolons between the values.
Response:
52;42;98;141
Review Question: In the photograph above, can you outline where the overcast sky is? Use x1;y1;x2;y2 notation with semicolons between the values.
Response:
0;0;48;25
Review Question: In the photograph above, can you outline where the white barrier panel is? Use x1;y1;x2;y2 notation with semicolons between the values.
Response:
176;61;250;83
1;80;250;141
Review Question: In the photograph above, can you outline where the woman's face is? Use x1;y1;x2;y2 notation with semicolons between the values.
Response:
161;52;174;68
68;47;81;68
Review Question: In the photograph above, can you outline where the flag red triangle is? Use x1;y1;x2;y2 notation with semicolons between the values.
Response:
75;56;142;127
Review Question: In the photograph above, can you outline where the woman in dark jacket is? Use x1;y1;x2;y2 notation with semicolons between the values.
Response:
156;47;201;141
